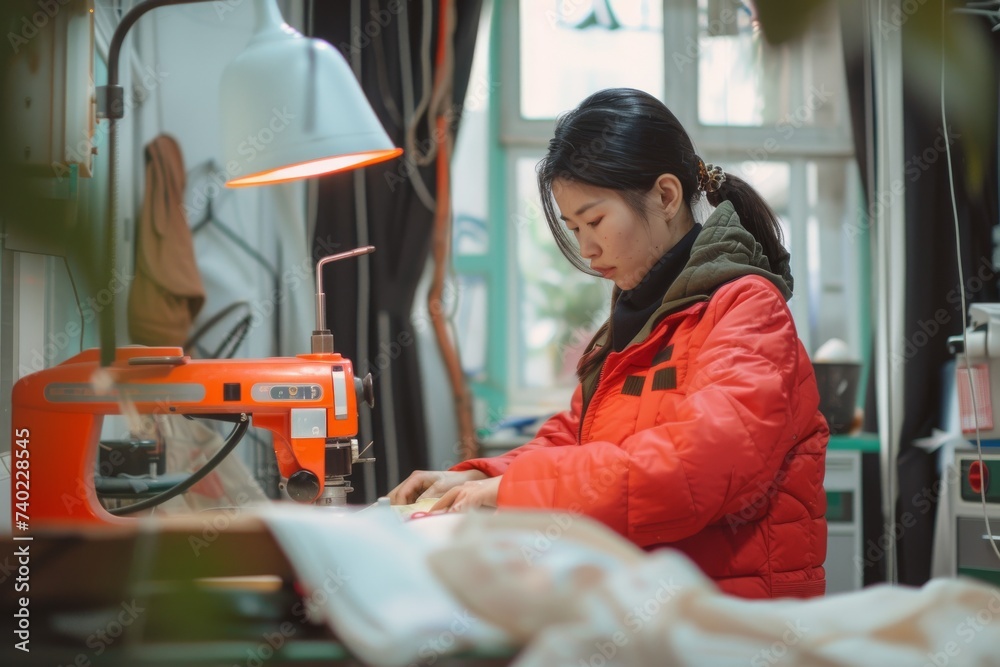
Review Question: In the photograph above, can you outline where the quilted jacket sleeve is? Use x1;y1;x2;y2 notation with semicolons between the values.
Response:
493;277;818;546
450;386;584;478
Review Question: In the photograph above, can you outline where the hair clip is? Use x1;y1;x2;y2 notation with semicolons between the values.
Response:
697;160;726;193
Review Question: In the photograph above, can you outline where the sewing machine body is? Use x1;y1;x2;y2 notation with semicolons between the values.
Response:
12;345;368;527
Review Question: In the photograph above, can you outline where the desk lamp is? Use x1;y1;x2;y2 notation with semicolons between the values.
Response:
10;0;401;523
100;0;402;363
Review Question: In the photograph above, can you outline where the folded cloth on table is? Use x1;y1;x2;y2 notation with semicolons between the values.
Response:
258;504;513;667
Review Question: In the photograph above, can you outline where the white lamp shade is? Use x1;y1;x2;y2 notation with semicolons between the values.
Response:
220;0;401;187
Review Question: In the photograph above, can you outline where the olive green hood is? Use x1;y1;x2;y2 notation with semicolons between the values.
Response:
645;200;792;332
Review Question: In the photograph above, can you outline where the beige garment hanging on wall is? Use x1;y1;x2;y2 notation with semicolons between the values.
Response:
128;134;205;346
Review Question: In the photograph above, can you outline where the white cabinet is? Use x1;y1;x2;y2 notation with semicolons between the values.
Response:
824;449;864;594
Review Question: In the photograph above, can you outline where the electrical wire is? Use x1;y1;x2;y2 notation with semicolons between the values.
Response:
397;0;437;211
371;0;405;128
62;257;85;354
426;0;478;461
944;0;1000;564
406;0;438;167
108;414;249;515
398;0;416;135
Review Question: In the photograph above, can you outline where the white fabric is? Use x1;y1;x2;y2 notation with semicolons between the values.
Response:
258;506;1000;667
259;505;513;667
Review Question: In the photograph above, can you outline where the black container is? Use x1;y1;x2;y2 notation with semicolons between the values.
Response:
812;362;861;434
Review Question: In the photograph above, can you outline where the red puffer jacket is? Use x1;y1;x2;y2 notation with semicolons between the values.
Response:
454;203;829;599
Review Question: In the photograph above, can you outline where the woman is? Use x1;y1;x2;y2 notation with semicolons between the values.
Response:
389;88;829;599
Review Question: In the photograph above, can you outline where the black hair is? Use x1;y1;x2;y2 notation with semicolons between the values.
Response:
536;88;786;382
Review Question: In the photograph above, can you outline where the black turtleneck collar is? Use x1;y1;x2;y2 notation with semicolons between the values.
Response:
611;223;701;352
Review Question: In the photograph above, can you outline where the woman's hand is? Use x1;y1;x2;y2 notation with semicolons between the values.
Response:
430;476;501;513
387;469;488;505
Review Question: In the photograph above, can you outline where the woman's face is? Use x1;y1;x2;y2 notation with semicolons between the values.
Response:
553;178;688;290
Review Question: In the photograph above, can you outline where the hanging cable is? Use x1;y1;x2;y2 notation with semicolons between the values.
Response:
371;0;405;128
406;0;438;167
397;0;437;210
426;0;477;461
62;257;85;354
109;414;249;515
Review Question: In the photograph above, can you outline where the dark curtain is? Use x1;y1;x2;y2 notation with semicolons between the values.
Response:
310;1;483;502
839;0;1000;585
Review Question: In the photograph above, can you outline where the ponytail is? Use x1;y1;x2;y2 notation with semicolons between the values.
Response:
706;171;787;273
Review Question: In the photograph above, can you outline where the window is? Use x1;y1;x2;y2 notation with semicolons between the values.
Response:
451;0;864;426
518;0;664;120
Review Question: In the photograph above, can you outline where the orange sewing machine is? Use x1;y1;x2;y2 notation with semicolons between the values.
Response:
11;248;376;528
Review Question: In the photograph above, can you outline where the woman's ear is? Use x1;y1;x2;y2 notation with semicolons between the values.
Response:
653;173;684;220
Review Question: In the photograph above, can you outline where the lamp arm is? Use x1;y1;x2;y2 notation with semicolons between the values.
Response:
100;0;214;366
107;0;215;101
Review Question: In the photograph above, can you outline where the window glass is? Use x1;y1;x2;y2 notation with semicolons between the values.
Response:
519;0;664;120
454;274;489;379
452;10;492;256
454;214;489;256
806;159;856;351
697;0;845;128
